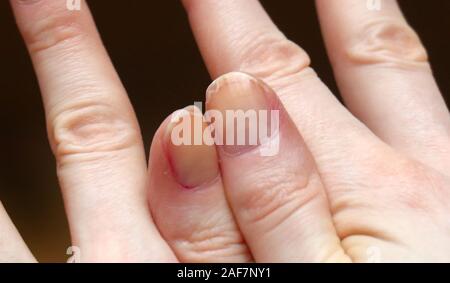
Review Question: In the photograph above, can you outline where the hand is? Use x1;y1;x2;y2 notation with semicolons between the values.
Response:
1;0;449;263
145;0;450;263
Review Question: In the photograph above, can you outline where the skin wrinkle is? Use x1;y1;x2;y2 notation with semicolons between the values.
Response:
236;152;313;226
16;0;86;55
172;218;250;260
249;185;346;262
346;19;428;67
239;36;311;81
52;103;138;156
162;192;251;262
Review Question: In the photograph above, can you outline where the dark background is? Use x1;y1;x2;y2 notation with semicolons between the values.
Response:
0;0;449;262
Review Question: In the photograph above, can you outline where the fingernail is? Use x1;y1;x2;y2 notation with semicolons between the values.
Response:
165;106;220;189
206;72;279;156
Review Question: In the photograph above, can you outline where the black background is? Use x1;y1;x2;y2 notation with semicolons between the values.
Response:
0;0;449;262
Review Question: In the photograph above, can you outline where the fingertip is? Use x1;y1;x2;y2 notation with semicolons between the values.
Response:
166;108;220;189
205;72;286;157
151;107;220;190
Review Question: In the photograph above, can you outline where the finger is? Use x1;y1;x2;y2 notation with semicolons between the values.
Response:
182;0;309;81
0;202;35;262
316;0;450;172
148;107;252;263
11;0;175;262
182;0;386;224
206;72;350;262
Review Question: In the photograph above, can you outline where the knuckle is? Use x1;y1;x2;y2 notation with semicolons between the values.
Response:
391;161;448;214
21;8;85;54
50;98;139;161
360;154;442;213
345;20;428;68
346;153;448;215
175;221;250;262
238;162;321;229
238;33;312;81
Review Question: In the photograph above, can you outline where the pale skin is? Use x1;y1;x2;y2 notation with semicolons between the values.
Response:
1;0;450;262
